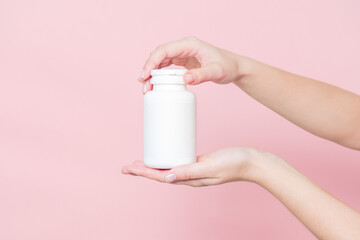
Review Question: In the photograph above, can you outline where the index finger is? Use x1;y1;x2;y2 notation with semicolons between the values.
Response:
139;37;200;82
122;161;170;182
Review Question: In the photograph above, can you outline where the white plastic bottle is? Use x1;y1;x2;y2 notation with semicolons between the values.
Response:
143;69;196;169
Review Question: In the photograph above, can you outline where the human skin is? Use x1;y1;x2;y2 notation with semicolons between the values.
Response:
139;37;360;150
122;37;360;239
122;147;360;240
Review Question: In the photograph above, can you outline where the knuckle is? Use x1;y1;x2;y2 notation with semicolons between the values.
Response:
182;36;198;44
150;45;164;56
155;44;164;51
186;36;198;42
149;50;156;57
148;48;167;67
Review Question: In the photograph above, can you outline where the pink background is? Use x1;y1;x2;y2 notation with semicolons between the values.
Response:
1;0;359;239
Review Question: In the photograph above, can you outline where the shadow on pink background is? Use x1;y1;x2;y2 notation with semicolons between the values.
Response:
0;0;359;239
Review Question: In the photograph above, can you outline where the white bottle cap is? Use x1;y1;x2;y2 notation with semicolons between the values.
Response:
150;69;187;84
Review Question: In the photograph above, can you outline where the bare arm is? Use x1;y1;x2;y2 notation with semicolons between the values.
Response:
122;147;360;240
235;59;360;149
256;154;360;240
133;37;360;239
139;37;360;149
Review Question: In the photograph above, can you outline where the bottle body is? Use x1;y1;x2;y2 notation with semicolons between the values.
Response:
143;70;196;169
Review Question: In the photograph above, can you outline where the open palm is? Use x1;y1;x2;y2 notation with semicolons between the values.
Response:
122;147;264;187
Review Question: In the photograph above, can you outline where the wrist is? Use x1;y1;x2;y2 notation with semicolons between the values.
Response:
244;149;287;185
233;55;259;86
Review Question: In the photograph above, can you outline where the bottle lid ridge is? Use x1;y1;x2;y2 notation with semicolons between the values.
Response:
150;69;186;84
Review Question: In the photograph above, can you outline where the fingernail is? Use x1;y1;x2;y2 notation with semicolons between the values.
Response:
122;168;129;174
142;83;147;94
165;174;176;183
139;69;145;80
184;73;195;84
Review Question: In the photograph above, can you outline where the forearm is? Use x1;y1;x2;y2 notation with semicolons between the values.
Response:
252;155;360;240
234;57;360;149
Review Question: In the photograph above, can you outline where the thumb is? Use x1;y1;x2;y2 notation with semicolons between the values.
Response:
165;162;208;183
183;63;223;85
